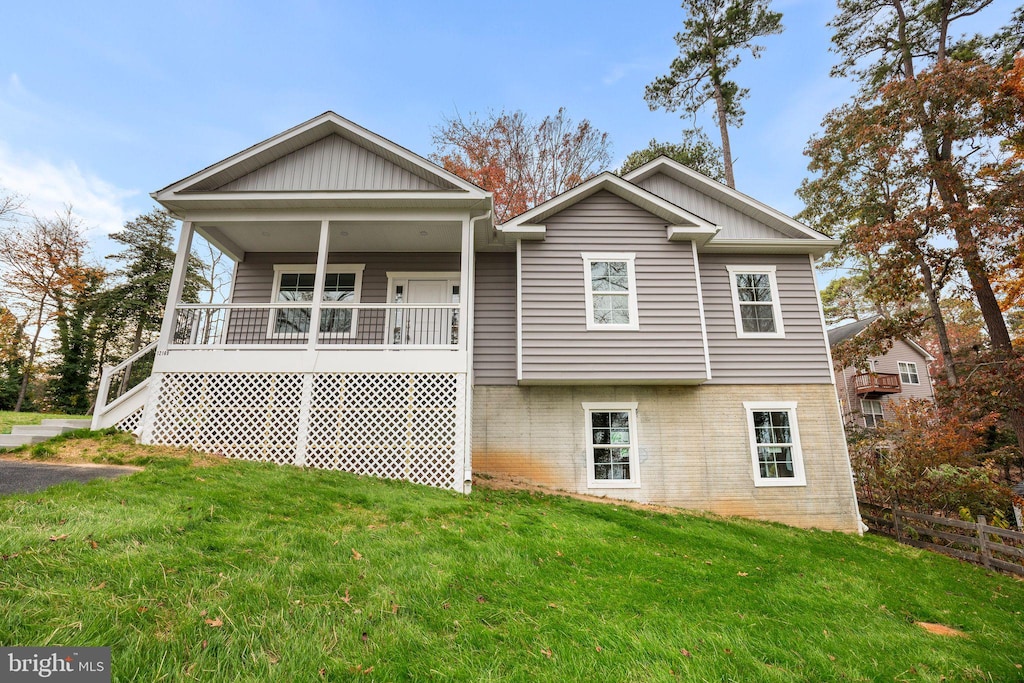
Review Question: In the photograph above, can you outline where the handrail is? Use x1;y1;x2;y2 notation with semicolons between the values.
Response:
174;302;460;310
94;341;158;418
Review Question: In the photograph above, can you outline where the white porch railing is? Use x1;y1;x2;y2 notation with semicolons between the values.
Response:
170;303;461;348
92;341;158;429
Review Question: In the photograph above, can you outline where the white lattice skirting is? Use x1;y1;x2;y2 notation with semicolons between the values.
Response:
140;372;466;491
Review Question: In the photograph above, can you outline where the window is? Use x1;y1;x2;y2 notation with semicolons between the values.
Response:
583;402;641;488
270;265;364;337
582;253;639;331
726;266;785;338
861;399;884;428
898;361;920;385
743;402;806;487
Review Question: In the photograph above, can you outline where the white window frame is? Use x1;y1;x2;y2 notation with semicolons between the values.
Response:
860;398;884;428
581;253;640;331
743;401;806;487
726;265;785;339
268;264;364;339
898;361;920;385
582;401;641;489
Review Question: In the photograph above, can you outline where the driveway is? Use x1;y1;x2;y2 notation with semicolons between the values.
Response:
0;460;140;495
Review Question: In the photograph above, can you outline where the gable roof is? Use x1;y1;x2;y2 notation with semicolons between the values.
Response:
152;111;489;212
498;172;719;243
827;315;936;361
623;156;831;241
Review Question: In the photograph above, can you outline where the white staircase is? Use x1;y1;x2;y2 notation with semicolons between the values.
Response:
0;418;92;450
92;341;157;432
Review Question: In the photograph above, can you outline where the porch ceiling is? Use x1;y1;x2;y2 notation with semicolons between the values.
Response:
197;220;464;255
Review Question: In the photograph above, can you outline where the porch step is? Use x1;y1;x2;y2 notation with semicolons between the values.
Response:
40;419;92;429
11;425;77;437
0;434;49;449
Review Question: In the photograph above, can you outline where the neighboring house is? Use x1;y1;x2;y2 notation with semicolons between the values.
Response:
92;112;861;532
828;316;936;429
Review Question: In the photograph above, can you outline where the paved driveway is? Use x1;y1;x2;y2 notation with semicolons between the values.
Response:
0;460;140;495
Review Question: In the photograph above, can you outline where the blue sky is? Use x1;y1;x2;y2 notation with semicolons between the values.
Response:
1;0;1018;259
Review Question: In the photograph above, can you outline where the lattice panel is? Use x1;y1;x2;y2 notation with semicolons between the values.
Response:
147;373;304;464
306;373;462;490
143;371;465;491
114;407;144;435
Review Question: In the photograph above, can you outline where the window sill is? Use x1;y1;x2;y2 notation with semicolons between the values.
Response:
753;478;807;488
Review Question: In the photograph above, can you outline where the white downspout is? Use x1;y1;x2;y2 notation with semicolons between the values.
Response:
463;209;491;492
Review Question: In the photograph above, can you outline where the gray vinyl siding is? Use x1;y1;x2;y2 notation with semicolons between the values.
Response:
837;339;934;427
473;252;517;385
700;253;833;384
217;135;441;192
636;173;788;239
520;190;708;383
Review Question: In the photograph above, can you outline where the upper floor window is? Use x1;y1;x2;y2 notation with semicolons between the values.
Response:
582;253;639;331
726;266;785;339
898;361;920;385
744;402;806;487
270;264;364;337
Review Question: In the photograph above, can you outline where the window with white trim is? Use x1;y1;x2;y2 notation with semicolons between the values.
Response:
582;253;639;330
744;402;806;486
270;265;363;337
583;402;641;488
726;266;785;338
898;361;920;385
861;399;884;428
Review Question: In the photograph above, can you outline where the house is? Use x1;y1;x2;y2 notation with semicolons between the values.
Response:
92;112;862;532
828;316;936;429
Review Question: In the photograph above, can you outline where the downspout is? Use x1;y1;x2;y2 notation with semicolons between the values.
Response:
463;209;491;490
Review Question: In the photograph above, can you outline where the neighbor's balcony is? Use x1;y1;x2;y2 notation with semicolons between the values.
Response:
854;372;902;396
170;302;460;349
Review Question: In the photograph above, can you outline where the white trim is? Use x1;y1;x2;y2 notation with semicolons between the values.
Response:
699;238;839;258
582;401;641;489
725;265;785;339
268;263;365;340
155;111;489;198
157;221;196;353
516;239;523;381
898;361;920;385
809;254;837;386
691;241;712;379
622;157;830;241
499;172;717;234
581;252;640;332
743;401;806;487
503;224;546;240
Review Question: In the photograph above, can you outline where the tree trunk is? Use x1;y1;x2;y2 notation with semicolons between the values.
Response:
915;251;957;385
14;297;47;412
712;82;735;189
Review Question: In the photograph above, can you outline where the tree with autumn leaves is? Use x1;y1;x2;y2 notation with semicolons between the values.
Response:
803;1;1024;505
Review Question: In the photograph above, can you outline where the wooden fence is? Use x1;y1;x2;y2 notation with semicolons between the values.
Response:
859;501;1024;577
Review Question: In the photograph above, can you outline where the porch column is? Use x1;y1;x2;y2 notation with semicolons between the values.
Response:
458;216;473;353
308;219;331;349
156;220;195;353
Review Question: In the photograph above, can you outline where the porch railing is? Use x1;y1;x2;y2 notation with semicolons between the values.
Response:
170;303;460;348
94;340;157;415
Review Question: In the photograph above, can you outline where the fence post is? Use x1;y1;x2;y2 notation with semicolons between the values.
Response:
976;516;992;569
892;507;901;543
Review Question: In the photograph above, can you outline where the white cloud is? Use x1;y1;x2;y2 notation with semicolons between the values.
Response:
0;141;139;238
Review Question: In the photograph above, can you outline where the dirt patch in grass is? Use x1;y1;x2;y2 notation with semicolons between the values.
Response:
0;433;228;468
916;622;968;637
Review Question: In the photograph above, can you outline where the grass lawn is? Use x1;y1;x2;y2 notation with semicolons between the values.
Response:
0;410;85;434
1;433;1023;682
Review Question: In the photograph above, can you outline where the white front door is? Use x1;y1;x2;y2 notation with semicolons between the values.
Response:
390;276;458;345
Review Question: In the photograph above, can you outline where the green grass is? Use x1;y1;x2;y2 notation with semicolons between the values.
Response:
0;410;84;434
1;434;1023;682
